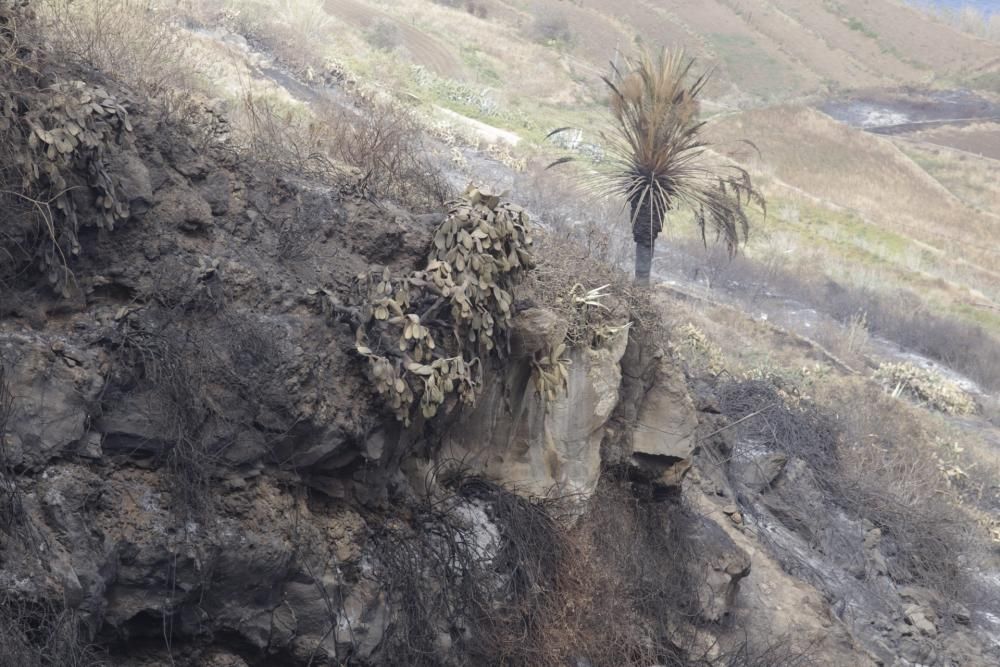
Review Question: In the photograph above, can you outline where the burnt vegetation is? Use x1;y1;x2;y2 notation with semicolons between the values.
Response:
367;464;812;667
0;1;996;666
714;377;978;613
0;595;104;667
0;3;132;295
100;307;297;512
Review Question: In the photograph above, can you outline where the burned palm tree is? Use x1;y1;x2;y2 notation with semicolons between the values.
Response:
553;48;763;284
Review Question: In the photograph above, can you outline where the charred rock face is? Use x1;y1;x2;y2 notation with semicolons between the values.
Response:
8;10;979;666
0;60;757;665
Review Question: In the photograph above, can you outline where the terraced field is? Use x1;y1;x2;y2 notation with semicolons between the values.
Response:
325;0;463;78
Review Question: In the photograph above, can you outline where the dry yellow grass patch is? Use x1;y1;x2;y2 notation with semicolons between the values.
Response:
707;105;1000;295
898;138;1000;217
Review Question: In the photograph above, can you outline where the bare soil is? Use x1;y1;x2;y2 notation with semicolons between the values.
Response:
820;88;1000;129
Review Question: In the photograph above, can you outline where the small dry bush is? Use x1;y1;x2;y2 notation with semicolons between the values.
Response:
525;229;635;345
231;86;338;178
873;361;976;415
367;465;569;666
515;166;633;269
538;480;812;666
365;18;400;52
513;168;668;347
0;362;21;532
369;466;808;666
430;0;488;18
670;322;727;375
545;482;704;667
328;99;451;207
104;306;291;512
830;288;1000;393
532;8;573;46
233;85;450;209
0;595;104;667
36;0;207;119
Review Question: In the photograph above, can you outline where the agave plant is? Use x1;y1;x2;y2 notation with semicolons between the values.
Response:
552;47;764;284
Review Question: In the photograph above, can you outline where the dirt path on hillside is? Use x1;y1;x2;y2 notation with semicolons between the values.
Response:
324;0;463;79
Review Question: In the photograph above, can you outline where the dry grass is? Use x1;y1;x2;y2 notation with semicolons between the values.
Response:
716;375;981;605
708;106;998;275
673;106;1000;339
817;379;982;601
36;0;209;119
654;275;990;610
664;229;1000;391
914;2;1000;41
204;0;341;70
33;0;454;210
230;75;450;208
899;138;1000;213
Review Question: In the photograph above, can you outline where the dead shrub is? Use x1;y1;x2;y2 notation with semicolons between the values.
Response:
103;307;292;512
539;480;813;667
231;86;339;180
367;463;569;666
232;84;450;209
823;286;1000;393
368;466;807;666
516;172;667;350
531;8;573;46
365;18;400;52
326;98;451;208
524;233;637;347
36;0;207;120
718;380;839;475
552;482;704;666
0;594;104;667
514;167;633;269
430;0;488;16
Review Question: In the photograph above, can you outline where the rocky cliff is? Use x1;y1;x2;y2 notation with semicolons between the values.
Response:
0;63;749;665
3;5;998;665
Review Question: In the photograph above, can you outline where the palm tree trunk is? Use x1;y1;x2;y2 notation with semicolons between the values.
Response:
634;242;654;286
631;197;661;286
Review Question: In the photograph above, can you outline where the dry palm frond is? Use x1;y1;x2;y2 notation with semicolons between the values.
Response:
551;47;764;252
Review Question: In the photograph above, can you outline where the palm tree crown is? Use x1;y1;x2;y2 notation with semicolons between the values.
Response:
594;47;764;283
